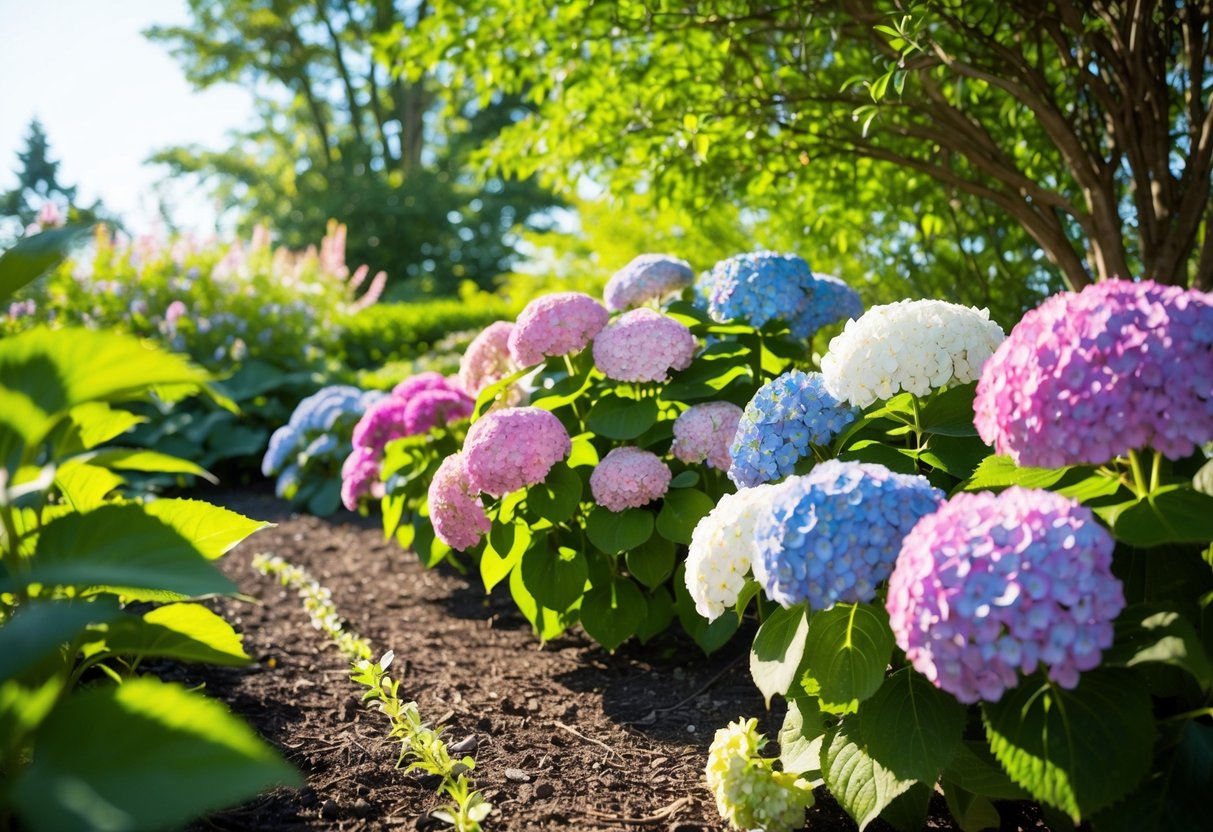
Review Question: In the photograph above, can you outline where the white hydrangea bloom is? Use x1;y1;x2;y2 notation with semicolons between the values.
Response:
820;299;1006;407
685;483;788;620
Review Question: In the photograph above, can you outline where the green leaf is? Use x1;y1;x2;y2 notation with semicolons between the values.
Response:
635;586;675;643
0;598;121;684
481;521;530;592
963;454;1077;491
1096;486;1213;547
662;356;752;402
54;461;126;512
941;740;1030;800
655;488;714;544
668;470;699;488
508;560;568;642
839;439;917;475
586;394;658;440
942;785;1002;832
1194;458;1213;497
0;223;93;302
779;692;826;775
567;433;600;468
11;677;300;832
143;499;270;560
520;541;588;612
6;504;236;599
66;402;146;450
586;506;653;554
803;603;895;710
86;448;217;484
527;462;582;524
306;479;341;516
1104;604;1213;691
91;603;251;667
472;365;530;420
750;604;811;706
625;534;676;589
209;359;288;402
982;669;1154;821
918;383;978;437
580;577;646;651
880;782;933;832
856;667;966;783
821;720;915;830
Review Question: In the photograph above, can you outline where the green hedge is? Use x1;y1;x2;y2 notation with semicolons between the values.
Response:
340;296;517;369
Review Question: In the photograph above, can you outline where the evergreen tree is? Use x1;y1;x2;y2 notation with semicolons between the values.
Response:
0;119;79;227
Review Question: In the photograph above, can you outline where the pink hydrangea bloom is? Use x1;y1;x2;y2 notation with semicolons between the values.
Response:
507;292;609;367
459;321;517;395
340;446;381;511
403;388;474;435
592;308;697;382
462;407;572;497
887;487;1123;704
393;371;449;399
353;374;471;454
603;254;695;311
428;452;492;551
590;447;672;511
165;300;188;327
671;402;744;470
974;279;1213;467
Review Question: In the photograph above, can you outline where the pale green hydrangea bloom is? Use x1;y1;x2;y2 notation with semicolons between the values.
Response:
706;718;814;832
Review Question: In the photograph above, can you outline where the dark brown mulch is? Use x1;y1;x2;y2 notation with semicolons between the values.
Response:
170;489;1027;832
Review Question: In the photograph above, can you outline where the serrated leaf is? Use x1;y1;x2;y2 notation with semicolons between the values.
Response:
981;670;1154;821
54;461;125;512
586;506;653;554
527;462;582;523
625;534;675;589
856;667;966;782
1096;486;1213;547
1105;604;1213;691
520;541;587;612
66;402;146;450
91;603;250;666
655;487;714;544
481;522;530;592
779;692;825;775
750;604;810;706
11;677;299;832
941;740;1030;800
143;499;270;560
822;721;915;830
586;394;657;440
580;578;645;652
804;603;894;710
0;598;121;684
86;448;217;483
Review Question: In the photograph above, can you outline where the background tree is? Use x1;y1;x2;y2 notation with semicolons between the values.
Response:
0;119;103;244
393;0;1212;316
146;0;559;296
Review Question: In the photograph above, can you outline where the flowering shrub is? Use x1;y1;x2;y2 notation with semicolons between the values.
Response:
671;401;743;471
428;452;493;551
821;298;1005;407
974;278;1213;468
262;385;385;514
461;406;572;497
602;254;695;311
589;447;672;511
592;307;696;382
705;719;814;832
507;291;609;366
728;370;858;487
458;320;518;396
888;487;1123;703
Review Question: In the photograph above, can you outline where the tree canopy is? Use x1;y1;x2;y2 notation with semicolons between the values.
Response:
392;0;1213;313
146;0;559;294
0;119;101;244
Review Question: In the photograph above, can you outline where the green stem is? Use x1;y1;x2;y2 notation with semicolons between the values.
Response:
1127;448;1149;498
1149;450;1162;494
562;353;577;378
0;505;27;606
909;394;924;452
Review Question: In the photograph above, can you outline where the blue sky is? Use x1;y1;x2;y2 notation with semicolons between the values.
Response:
0;0;255;233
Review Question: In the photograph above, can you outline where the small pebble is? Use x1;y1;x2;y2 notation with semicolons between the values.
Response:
447;735;479;755
504;768;531;783
352;798;373;819
319;799;339;820
535;783;555;799
686;725;696;733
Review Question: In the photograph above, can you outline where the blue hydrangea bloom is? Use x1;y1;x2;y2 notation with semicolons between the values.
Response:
790;274;864;339
706;252;816;330
287;385;366;433
753;460;944;609
728;370;859;487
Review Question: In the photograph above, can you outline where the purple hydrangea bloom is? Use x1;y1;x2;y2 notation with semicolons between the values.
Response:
887;487;1124;703
974;279;1213;467
791;273;864;339
728;370;859;487
753;460;944;609
340;446;381;511
603;254;695;311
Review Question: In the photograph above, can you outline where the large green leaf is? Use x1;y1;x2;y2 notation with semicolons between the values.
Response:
821;720;915;831
481;521;531;592
1096;486;1213;547
586;506;653;553
634;585;675;643
586;394;658;439
54;461;126;512
942;785;1002;832
0;598;121;684
508;560;568;642
520;540;588;612
580;577;646;652
982;670;1154;821
527;462;582;524
918;382;979;437
673;562;740;655
963;454;1076;491
0;223;93;302
66;402;147;450
1105;603;1213;691
625;534;675;589
86;448;217;483
941;740;1030;800
750;604;810;706
89;604;250;667
655;487;715;544
803;603;895;710
142;499;270;560
10;677;300;832
779;692;826;775
856;667;966;783
5;504;236;599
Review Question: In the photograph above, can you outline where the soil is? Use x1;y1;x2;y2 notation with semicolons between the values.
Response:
172;488;1034;832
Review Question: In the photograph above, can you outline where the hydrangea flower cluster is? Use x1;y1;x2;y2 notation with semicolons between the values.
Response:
671;401;744;471
728;370;859;487
458;321;518;397
461;407;572;497
589;447;672;511
685;484;788;620
974;279;1213;468
591;308;697;382
704;252;862;339
507;292;609;367
602;254;695;311
341;373;474;510
821;299;1006;407
706;718;814;832
887;487;1124;703
428;452;492;551
262;385;384;501
753;460;944;609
